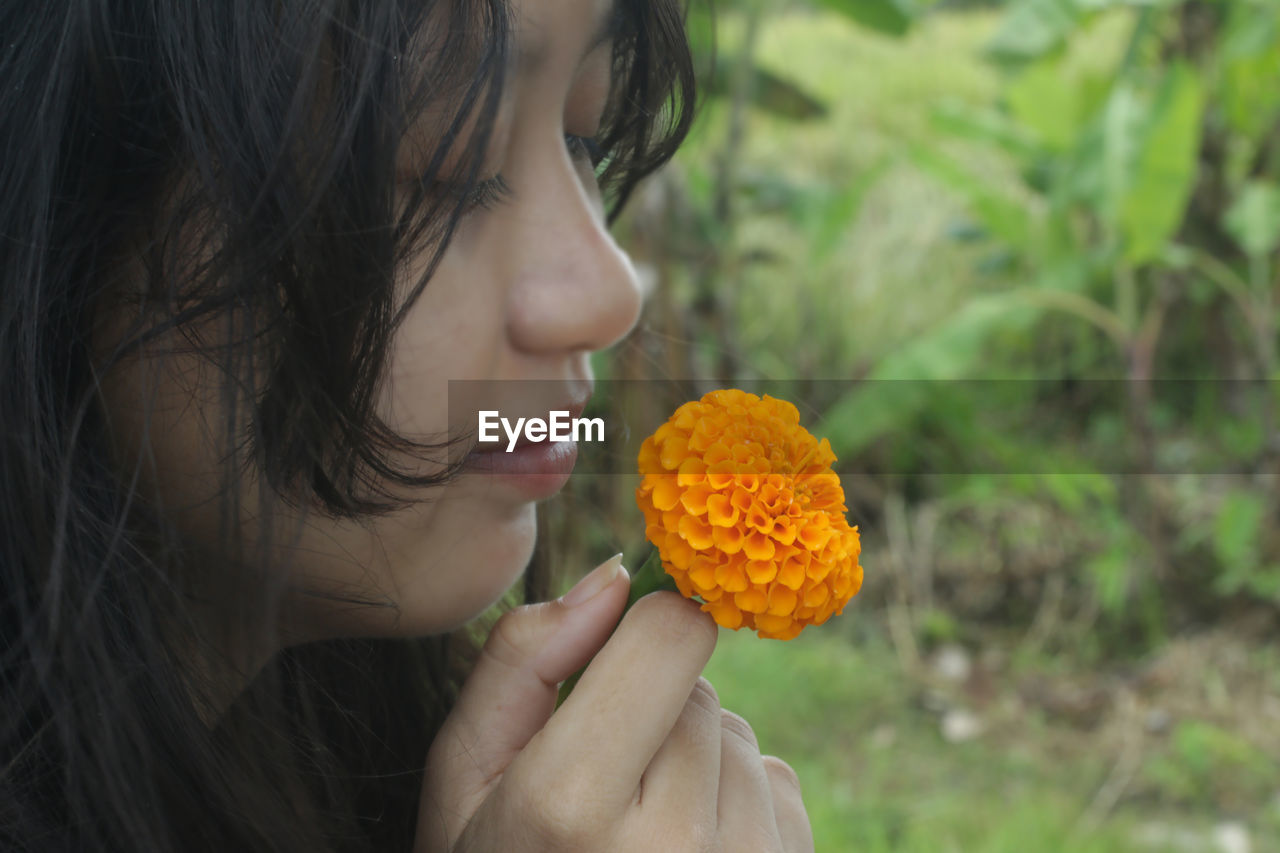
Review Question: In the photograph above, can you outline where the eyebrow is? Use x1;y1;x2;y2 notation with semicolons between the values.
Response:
519;0;623;73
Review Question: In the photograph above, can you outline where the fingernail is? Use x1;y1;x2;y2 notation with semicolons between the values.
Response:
563;553;628;607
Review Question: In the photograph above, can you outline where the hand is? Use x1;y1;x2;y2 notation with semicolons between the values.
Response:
415;554;815;853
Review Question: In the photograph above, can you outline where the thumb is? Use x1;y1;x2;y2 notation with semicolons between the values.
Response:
419;553;629;849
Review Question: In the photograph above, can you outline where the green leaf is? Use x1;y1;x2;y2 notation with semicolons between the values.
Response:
985;0;1082;65
801;156;891;262
1224;181;1280;259
1005;60;1077;151
1116;65;1204;264
1221;3;1280;140
873;293;1041;381
1087;545;1130;614
1039;471;1116;513
1213;490;1264;583
1246;567;1280;601
909;146;1034;248
817;381;934;461
684;2;716;63
1101;81;1146;231
818;293;1042;458
624;549;678;608
813;0;912;38
704;55;830;121
929;100;1042;160
1223;48;1280;141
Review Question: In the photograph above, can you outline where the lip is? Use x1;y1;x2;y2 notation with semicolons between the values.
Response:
462;440;580;500
461;389;592;500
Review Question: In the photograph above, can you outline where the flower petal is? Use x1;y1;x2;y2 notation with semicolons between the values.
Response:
745;559;777;585
742;531;776;562
650;476;681;512
706;493;740;527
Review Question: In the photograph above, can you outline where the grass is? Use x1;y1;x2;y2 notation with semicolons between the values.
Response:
702;627;1125;851
701;625;1280;852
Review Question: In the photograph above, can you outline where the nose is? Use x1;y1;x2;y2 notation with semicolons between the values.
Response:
500;145;642;356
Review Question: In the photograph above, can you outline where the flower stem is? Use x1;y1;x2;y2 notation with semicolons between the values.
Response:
554;550;678;708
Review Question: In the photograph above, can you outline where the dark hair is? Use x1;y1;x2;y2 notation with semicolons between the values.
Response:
0;1;695;850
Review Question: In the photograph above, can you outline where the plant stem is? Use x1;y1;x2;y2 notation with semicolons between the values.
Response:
1015;288;1130;348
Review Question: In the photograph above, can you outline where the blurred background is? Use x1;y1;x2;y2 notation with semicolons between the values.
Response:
542;0;1280;849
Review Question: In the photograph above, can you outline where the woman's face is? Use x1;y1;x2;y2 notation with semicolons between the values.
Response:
108;0;640;642
332;0;640;637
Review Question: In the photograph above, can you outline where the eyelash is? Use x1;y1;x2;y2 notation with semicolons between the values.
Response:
459;134;605;213
462;174;514;212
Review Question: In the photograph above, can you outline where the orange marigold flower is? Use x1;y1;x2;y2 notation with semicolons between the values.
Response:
635;389;863;640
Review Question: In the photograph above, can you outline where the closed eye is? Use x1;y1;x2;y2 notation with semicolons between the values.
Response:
412;170;515;216
462;174;514;211
429;136;601;215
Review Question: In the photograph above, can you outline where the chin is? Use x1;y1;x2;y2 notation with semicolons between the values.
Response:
445;508;540;631
288;491;543;640
387;501;540;637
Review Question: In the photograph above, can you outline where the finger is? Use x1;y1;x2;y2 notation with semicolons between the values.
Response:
635;677;722;823
419;554;630;851
518;591;717;806
763;756;814;853
717;710;784;852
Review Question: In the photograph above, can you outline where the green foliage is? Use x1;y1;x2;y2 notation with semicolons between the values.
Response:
1087;531;1135;615
908;145;1036;247
1219;1;1280;142
985;0;1084;65
818;294;1042;457
883;0;1280;629
1004;58;1104;151
704;631;1144;852
813;0;914;37
918;608;961;647
1112;63;1204;264
1204;490;1280;601
705;54;831;120
1144;720;1278;810
798;157;891;262
668;0;1280;643
592;4;1280;846
1225;181;1280;259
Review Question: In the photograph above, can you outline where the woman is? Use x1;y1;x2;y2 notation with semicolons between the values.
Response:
0;0;813;850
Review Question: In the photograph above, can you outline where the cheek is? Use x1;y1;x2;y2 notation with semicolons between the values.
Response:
286;237;530;638
376;238;506;446
285;484;539;639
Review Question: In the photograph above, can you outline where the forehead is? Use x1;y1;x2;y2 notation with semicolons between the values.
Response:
513;0;620;73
